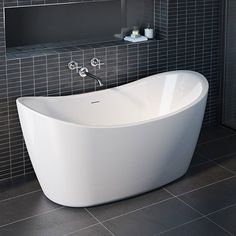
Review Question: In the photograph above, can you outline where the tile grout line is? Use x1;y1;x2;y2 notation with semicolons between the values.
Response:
196;147;236;160
163;188;234;236
214;162;236;176
84;208;116;236
99;196;175;224
196;151;213;160
63;222;101;236
189;157;213;169
198;133;236;146
207;152;236;161
156;216;205;235
184;195;235;236
190;152;236;175
0;206;64;228
206;202;236;217
0;189;42;204
198;151;236;175
198;151;236;162
176;175;236;198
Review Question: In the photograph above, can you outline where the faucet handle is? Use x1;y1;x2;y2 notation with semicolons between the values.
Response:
68;61;78;70
68;61;81;73
90;58;105;70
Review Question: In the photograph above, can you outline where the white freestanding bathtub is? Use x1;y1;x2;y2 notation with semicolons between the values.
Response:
17;70;208;207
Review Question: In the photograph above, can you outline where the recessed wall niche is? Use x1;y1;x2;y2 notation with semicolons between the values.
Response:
5;0;154;48
5;1;121;48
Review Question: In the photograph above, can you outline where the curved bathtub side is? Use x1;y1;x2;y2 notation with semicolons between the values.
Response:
17;93;207;207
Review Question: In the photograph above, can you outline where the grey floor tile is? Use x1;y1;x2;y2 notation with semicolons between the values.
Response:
215;155;236;173
88;188;172;221
190;153;209;167
209;205;236;235
68;224;112;236
0;207;97;236
159;218;230;236
103;198;200;236
0;175;40;202
198;126;235;144
0;191;59;226
180;177;236;215
165;162;234;196
197;135;236;160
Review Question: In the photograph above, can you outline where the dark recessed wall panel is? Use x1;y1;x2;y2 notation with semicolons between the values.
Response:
5;1;121;47
5;0;154;48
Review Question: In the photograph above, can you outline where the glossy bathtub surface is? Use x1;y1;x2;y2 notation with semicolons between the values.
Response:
18;71;207;127
17;70;209;207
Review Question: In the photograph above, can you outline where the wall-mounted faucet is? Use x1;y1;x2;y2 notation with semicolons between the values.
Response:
68;61;104;87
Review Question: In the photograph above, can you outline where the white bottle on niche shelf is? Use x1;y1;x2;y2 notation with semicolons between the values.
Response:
144;24;154;39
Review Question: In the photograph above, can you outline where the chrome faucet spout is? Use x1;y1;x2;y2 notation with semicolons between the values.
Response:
85;71;104;87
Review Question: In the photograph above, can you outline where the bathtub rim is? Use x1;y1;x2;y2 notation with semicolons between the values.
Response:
16;70;209;129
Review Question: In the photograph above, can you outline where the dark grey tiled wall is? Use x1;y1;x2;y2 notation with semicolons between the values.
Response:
0;0;223;181
223;0;236;128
